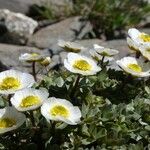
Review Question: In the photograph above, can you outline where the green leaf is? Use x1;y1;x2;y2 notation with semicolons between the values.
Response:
145;86;150;94
82;124;90;137
145;125;150;131
0;96;5;108
55;77;64;87
95;128;107;139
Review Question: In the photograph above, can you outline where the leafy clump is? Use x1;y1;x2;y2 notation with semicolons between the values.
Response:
73;0;149;39
0;29;150;149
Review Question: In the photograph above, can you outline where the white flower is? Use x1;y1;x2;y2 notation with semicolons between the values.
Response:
93;44;119;56
90;50;114;62
40;57;51;66
19;53;43;62
0;107;26;134
127;37;139;51
11;88;49;111
116;57;150;77
64;53;101;75
139;44;150;61
128;28;150;46
0;70;35;94
58;39;85;53
41;97;81;125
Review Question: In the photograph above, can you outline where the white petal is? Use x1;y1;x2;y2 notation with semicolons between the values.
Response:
20;73;35;88
116;57;150;77
41;97;81;125
0;107;26;134
127;37;139;51
93;44;104;49
11;88;49;111
128;28;141;39
64;53;101;75
139;44;150;61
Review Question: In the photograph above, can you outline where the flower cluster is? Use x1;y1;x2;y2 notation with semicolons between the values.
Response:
0;28;150;149
0;69;81;134
117;28;150;77
127;28;150;60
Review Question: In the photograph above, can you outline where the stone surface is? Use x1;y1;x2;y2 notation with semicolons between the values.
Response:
0;0;72;14
0;9;38;45
28;17;84;53
0;61;8;71
0;43;50;72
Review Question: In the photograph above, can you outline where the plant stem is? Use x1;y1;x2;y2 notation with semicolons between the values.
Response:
135;51;140;59
70;74;81;100
30;111;36;127
8;94;12;106
100;56;105;68
32;61;37;81
51;121;56;135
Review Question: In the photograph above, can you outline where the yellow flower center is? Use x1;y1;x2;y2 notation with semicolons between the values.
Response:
128;64;142;72
20;96;40;108
73;59;91;71
0;77;20;90
50;105;69;118
140;33;150;42
31;53;39;57
0;118;16;128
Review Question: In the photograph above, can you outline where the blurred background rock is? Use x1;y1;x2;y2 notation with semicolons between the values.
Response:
0;0;149;71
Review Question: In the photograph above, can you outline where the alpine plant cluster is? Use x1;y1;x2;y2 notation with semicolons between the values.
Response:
0;28;149;139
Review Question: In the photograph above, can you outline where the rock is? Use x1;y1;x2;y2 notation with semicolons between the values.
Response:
0;43;50;72
28;17;84;54
0;0;40;14
75;39;104;49
0;0;72;14
0;9;38;45
0;61;8;71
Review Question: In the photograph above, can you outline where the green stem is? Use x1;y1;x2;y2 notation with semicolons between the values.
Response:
30;111;36;127
135;51;140;59
70;74;81;100
51;121;56;135
8;94;12;106
32;61;37;81
100;56;105;68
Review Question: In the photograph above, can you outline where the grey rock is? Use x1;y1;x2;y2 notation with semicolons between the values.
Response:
0;0;38;14
0;43;50;72
0;9;38;45
0;0;72;14
75;39;104;49
49;55;60;69
140;28;150;34
0;61;8;71
28;17;84;53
